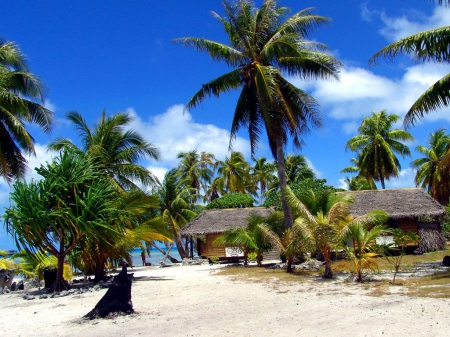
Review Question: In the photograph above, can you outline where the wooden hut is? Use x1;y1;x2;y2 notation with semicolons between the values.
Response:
348;188;446;252
181;207;275;260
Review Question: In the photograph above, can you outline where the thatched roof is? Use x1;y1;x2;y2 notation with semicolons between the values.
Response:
348;188;445;219
181;207;274;236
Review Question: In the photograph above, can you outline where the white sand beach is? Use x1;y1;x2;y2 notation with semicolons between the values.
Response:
2;263;450;337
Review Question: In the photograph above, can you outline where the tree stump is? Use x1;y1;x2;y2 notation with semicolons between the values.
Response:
83;265;134;319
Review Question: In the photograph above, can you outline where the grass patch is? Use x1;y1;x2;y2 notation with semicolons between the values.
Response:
214;265;316;286
375;246;450;272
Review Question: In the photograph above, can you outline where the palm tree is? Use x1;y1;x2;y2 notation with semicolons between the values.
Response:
411;129;450;205
251;157;277;205
286;187;387;278
345;110;414;189
175;0;342;229
155;169;198;259
217;151;253;194
370;26;450;127
176;150;215;200
0;39;53;183
48;110;160;191
214;212;283;266
342;223;386;282
341;155;377;190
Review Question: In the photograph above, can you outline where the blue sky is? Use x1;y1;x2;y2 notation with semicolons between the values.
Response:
1;1;450;249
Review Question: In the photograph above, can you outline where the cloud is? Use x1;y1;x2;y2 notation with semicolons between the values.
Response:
295;63;450;126
385;168;416;189
378;6;450;41
126;104;252;173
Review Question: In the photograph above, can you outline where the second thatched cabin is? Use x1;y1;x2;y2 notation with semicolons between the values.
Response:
348;188;447;252
181;207;276;260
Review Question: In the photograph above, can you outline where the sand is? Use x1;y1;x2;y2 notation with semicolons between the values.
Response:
2;263;450;337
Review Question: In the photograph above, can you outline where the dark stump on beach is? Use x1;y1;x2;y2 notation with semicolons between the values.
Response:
83;264;134;320
443;255;450;267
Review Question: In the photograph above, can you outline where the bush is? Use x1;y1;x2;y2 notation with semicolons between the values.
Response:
205;193;254;209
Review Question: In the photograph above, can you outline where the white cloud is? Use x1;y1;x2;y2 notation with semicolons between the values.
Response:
385;168;417;189
296;63;450;125
126;105;251;173
378;6;450;42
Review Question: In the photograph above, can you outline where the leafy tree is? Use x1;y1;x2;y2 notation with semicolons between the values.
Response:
205;193;255;209
48;110;160;191
175;0;342;230
411;129;450;205
263;177;333;209
370;26;450;127
0;39;53;183
214;212;283;266
345;110;413;189
4;149;126;291
377;229;419;284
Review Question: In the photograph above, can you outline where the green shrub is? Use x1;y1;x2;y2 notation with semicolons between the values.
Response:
205;193;254;209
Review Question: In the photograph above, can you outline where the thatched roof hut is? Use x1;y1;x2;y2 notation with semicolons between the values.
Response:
348;188;446;252
181;207;274;236
181;207;275;260
348;188;445;219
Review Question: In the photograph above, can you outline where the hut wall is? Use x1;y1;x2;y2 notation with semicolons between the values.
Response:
397;218;418;233
204;233;226;258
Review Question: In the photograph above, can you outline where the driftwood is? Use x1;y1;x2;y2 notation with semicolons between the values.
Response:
151;243;180;263
83;265;134;319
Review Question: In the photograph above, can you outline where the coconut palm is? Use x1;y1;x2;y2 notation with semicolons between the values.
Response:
175;0;342;229
155;169;198;259
251;157;277;205
214;212;283;266
4;149;127;291
341;223;386;282
370;26;450;127
286;187;388;278
217;151;253;194
345;110;414;189
176;150;215;200
48;110;160;191
0;39;53;183
341;156;377;190
411;129;450;205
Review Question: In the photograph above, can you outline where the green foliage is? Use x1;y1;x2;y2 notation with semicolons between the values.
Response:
214;212;282;266
377;229;419;284
209;256;220;264
206;193;254;209
263;178;333;209
247;252;257;261
0;39;54;183
4;148;127;291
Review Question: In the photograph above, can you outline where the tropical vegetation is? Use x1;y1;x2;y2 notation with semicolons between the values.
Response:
175;0;342;231
0;39;53;183
345;110;413;189
370;25;450;127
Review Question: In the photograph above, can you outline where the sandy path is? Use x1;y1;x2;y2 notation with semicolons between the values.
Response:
2;264;450;337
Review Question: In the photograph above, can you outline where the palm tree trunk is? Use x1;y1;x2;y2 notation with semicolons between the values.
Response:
276;144;293;229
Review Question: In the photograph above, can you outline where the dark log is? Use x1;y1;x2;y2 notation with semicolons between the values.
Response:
83;265;134;320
